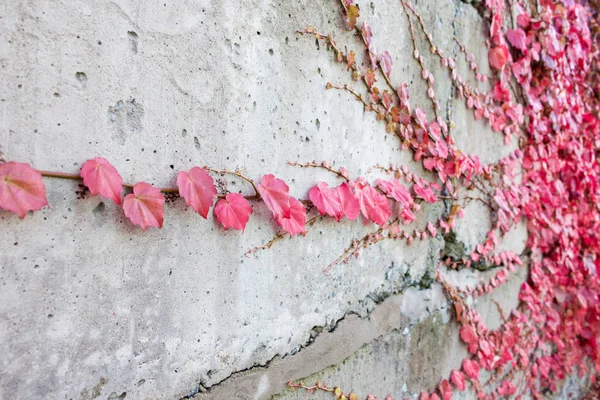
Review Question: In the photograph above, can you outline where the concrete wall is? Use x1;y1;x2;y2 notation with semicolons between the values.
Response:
0;0;527;399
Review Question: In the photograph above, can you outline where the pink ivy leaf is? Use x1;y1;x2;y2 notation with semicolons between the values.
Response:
489;46;508;70
462;359;480;380
362;21;373;47
123;182;165;231
277;197;306;236
0;161;48;218
337;182;360;220
214;193;252;232
309;182;342;221
450;370;466;391
380;51;393;77
427;221;437;237
355;181;391;225
439;379;453;400
413;183;437;203
414;107;428;128
176;167;217;218
498;380;516;396
80;157;123;205
506;28;527;51
258;174;291;219
400;208;415;224
376;178;413;208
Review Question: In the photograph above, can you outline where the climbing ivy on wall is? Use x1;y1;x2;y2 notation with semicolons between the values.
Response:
1;0;599;398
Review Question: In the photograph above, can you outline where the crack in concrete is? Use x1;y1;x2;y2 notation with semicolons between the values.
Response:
183;282;449;400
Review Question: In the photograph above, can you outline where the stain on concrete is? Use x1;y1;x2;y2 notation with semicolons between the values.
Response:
108;98;144;143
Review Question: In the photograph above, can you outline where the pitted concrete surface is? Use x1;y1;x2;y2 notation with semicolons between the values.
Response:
0;0;527;399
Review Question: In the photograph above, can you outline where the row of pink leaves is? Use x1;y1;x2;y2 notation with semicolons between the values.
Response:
0;157;436;234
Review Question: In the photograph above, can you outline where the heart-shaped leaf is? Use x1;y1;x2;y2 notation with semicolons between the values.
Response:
258;174;291;219
214;193;253;232
177;167;217;218
277;197;306;236
123;182;165;231
354;181;390;225
450;370;466;391
0;161;48;218
80;157;123;205
380;51;393;77
336;182;360;220
309;182;342;221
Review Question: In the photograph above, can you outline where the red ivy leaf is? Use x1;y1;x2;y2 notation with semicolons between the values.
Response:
462;359;480;380
488;46;508;70
309;182;342;221
376;178;413;208
277;197;306;236
439;379;453;400
0;161;48;218
355;181;391;225
365;69;377;87
460;325;478;345
337;182;360;220
413;183;437;203
506;28;527;51
414;107;428;128
80;157;123;205
176;167;217;218
362;21;373;47
346;4;360;30
123;182;165;231
214;193;252;232
380;51;393;77
258;174;291;219
450;370;466;391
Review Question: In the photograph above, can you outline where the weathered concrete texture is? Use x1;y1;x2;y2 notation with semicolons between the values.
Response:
0;0;527;399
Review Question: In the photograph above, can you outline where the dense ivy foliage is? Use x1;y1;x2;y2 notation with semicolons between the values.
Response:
1;0;598;398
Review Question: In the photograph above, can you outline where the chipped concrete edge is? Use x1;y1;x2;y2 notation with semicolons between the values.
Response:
187;286;448;400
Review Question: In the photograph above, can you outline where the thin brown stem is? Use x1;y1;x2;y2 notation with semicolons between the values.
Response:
288;161;349;181
39;170;174;192
204;167;260;197
246;215;322;256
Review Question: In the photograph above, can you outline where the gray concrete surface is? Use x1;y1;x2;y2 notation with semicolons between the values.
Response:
0;0;529;399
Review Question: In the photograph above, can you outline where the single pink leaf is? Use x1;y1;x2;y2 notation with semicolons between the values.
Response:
176;167;217;218
309;182;342;221
439;379;453;400
380;51;393;77
376;179;413;208
462;359;480;380
0;161;48;218
362;22;373;47
214;193;253;232
355;182;391;225
450;370;466;391
506;29;527;51
400;208;415;224
498;380;516;396
427;221;437;237
123;182;165;231
414;107;428;128
337;182;360;220
80;157;123;205
277;197;306;236
488;46;508;70
460;325;478;345
413;183;437;203
258;174;291;219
